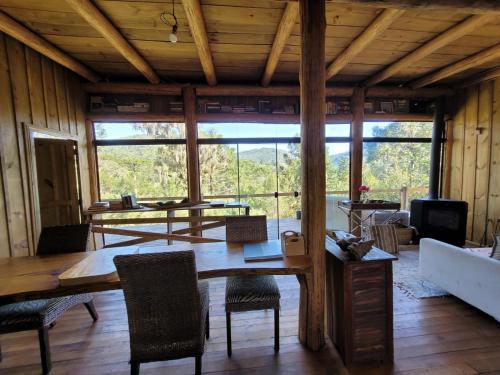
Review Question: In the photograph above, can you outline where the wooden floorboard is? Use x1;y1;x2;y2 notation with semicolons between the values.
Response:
0;275;499;375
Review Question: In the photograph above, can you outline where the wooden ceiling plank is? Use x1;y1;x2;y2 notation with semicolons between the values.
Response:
65;0;160;84
0;10;100;82
261;2;298;87
365;14;496;86
410;43;500;88
182;0;217;86
325;8;403;80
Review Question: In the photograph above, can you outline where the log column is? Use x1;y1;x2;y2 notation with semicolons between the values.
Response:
183;87;201;236
350;87;365;236
183;87;201;202
298;0;326;351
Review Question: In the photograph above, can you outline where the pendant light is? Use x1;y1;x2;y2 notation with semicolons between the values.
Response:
160;0;178;44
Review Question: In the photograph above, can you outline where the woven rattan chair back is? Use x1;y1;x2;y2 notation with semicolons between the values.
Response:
113;251;204;363
369;224;399;254
225;215;268;243
37;224;91;255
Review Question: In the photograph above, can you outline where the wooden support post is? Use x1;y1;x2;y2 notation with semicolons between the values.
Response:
85;119;99;204
350;87;364;236
299;0;326;351
183;87;201;236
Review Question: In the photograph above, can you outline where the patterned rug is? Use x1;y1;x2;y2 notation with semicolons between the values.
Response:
393;249;449;299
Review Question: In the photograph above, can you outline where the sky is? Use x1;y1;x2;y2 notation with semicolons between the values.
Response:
97;121;398;155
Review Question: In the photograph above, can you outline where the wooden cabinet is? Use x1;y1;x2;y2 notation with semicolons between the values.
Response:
325;237;397;365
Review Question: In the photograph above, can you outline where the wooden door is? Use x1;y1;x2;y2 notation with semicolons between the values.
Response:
34;138;81;228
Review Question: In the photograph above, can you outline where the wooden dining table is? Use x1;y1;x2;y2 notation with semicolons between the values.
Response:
0;241;312;302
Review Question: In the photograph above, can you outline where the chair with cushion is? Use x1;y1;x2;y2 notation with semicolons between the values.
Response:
0;224;98;374
224;215;280;357
369;224;399;254
114;251;209;375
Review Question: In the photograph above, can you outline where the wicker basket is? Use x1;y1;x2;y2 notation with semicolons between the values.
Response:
396;227;413;245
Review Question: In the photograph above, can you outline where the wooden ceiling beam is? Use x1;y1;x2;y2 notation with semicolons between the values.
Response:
410;43;500;89
365;14;496;86
0;10;100;82
82;82;455;97
261;2;298;87
457;67;500;88
326;8;403;81
182;0;217;86
65;0;160;84
274;0;500;14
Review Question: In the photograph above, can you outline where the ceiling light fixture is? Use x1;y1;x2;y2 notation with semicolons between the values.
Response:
160;0;178;44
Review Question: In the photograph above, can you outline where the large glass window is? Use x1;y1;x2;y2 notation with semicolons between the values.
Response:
362;122;432;205
94;122;188;201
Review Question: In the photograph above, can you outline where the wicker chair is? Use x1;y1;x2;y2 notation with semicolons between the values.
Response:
113;251;209;375
224;215;280;357
0;224;98;374
369;224;399;254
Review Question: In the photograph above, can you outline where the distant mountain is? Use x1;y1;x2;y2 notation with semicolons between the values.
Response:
239;147;288;165
330;151;349;166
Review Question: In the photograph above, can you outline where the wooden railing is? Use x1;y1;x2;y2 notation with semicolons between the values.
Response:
131;186;428;213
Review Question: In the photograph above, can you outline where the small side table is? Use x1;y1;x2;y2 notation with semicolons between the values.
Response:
337;200;401;237
325;237;397;365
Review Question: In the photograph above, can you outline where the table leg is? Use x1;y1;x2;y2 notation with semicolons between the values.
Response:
296;273;324;351
167;210;174;245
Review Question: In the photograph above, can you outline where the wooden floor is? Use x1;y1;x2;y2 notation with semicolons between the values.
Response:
1;274;499;374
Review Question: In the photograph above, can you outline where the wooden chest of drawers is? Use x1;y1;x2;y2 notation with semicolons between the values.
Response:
325;237;397;365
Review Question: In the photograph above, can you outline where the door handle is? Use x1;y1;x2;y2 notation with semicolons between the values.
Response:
294;191;299;197
274;192;278;198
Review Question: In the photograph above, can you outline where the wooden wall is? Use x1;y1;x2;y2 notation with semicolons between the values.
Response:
448;78;500;244
0;32;91;258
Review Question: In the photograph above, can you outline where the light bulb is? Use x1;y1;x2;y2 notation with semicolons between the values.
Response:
169;32;178;43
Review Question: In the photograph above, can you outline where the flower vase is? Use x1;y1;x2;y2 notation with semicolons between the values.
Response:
360;191;369;203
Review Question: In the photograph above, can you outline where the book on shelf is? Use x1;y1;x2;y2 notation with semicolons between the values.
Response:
326;101;337;115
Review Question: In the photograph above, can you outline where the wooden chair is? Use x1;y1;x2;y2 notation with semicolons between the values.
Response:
369;224;399;254
0;224;98;374
113;251;209;375
224;215;280;357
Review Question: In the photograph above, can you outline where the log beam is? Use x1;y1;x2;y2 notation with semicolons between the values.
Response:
326;8;403;80
299;0;326;352
274;0;500;14
182;0;217;86
0;11;99;82
365;14;495;86
458;67;500;88
65;0;160;84
82;82;454;97
350;87;364;237
261;2;299;87
410;43;500;89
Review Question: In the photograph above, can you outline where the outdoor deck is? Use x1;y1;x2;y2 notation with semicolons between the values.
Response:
103;218;302;246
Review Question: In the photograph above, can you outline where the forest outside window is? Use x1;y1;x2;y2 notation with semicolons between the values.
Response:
94;122;188;201
362;121;433;206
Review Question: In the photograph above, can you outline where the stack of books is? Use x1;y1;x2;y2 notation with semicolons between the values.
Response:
169;101;184;113
326;101;337;115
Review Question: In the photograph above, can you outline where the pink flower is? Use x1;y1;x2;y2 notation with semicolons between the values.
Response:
358;185;370;192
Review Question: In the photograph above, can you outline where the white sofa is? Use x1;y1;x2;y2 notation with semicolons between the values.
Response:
420;238;500;322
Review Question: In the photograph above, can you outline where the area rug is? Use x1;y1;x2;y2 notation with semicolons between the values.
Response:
393;249;449;299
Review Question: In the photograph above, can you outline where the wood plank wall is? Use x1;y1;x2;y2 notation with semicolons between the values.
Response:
0;31;91;258
448;78;499;244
